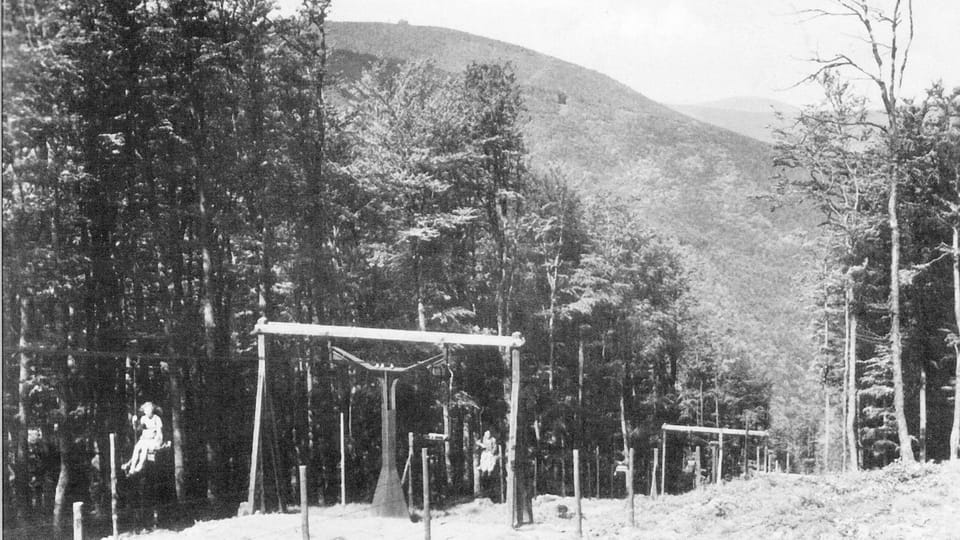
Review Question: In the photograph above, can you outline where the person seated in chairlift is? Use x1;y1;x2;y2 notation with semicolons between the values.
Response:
122;401;164;475
477;430;499;476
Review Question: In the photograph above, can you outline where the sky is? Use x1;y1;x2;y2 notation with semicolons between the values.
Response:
277;0;960;107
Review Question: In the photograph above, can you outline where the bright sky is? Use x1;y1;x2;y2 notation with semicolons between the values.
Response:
277;0;959;107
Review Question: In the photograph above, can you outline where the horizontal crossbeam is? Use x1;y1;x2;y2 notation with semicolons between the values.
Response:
661;423;769;438
253;320;524;348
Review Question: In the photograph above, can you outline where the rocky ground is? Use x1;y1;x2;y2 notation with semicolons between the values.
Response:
118;461;960;539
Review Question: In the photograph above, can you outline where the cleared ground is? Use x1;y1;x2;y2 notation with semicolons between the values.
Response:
118;461;960;539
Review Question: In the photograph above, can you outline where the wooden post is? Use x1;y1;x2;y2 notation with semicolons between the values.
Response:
533;451;538;498
73;501;83;540
694;446;702;490
595;446;600;498
499;445;505;503
650;448;658;498
247;328;267;513
422;448;431;540
718;432;724;481
574;449;582;538
299;466;309;540
110;433;118;540
660;432;666;496
627;447;635;527
340;412;347;506
610;455;616;499
408;432;415;510
743;427;749;479
506;349;520;527
710;445;718;483
473;427;481;497
756;446;761;474
787;452;791;473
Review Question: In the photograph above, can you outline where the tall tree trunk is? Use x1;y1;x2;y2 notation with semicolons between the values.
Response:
847;310;858;470
888;173;915;462
547;301;555;392
842;293;850;471
157;218;186;501
919;364;927;462
198;173;222;498
578;336;585;446
822;293;830;472
52;376;70;534
824;390;830;473
951;225;960;461
619;390;629;493
164;357;186;501
546;253;559;393
698;378;704;426
463;411;472;489
15;296;32;524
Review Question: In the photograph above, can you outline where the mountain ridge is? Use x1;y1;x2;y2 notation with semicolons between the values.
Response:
669;97;799;143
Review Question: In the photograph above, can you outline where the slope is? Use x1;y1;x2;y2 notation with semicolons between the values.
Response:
116;462;959;539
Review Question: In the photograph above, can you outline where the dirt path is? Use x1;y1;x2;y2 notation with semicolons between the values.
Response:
117;461;960;539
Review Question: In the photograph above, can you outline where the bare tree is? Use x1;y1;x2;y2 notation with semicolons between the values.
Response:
802;0;916;462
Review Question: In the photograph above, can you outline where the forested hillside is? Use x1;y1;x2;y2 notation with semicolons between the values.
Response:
2;1;958;538
326;20;821;450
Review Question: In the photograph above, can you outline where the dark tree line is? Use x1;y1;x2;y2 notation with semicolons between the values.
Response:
3;0;773;534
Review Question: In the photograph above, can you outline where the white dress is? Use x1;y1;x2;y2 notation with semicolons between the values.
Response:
479;436;498;473
139;415;163;450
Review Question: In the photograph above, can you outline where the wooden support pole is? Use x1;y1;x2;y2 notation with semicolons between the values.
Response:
422;448;431;540
718;432;724;481
756;446;761;474
339;412;347;507
650;448;658;498
574;449;582;538
506;349;520;528
627;447;635;527
247;329;267;513
73;501;83;540
787;452;791;473
408;432;415;510
710;445;718;484
660;432;666;496
299;466;309;540
694;446;702;490
595;446;600;499
473;440;481;497
743;427;750;479
499;445;505;503
110;433;118;540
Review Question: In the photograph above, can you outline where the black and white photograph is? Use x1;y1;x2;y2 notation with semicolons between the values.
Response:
3;1;959;538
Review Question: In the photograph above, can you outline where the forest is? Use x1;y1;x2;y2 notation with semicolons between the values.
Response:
2;0;958;537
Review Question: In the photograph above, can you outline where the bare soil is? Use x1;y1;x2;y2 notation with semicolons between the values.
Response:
117;461;960;539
